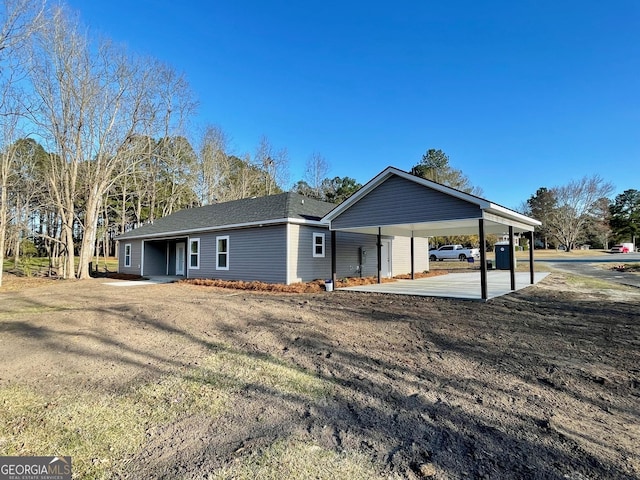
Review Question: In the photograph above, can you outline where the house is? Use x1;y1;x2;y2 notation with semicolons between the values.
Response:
117;166;540;297
116;190;430;284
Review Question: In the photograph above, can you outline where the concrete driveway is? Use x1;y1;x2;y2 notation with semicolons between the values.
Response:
339;271;551;300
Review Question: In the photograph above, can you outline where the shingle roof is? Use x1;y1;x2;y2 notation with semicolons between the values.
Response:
117;192;335;239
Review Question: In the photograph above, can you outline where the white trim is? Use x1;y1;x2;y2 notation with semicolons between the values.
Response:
124;243;132;267
313;232;325;258
117;217;329;241
189;238;201;270
483;212;538;232
216;235;230;270
484;205;542;227
140;241;145;275
285;223;291;285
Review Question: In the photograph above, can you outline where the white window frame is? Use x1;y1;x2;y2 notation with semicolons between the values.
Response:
313;233;325;258
189;238;200;270
216;235;229;270
124;243;132;267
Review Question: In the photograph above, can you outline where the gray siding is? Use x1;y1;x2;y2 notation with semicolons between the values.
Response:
287;227;393;282
187;225;288;283
332;175;481;229
334;232;380;278
118;240;143;275
120;223;430;283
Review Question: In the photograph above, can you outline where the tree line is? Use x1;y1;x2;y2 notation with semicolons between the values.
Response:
0;2;364;285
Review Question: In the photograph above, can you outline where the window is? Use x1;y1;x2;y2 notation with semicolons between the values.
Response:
189;238;200;269
313;233;325;258
124;244;132;267
216;235;229;270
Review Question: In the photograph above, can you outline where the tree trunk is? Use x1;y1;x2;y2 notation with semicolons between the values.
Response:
0;174;8;287
77;192;101;279
62;219;74;279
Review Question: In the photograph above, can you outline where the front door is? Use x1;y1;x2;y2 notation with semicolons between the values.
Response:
380;240;392;278
176;242;185;276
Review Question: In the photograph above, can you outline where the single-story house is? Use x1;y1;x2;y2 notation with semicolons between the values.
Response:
116;188;429;284
117;166;540;298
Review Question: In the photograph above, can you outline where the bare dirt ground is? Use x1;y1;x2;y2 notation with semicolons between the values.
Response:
1;271;639;479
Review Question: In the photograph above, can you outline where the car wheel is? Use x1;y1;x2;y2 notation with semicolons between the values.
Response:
429;255;437;261
459;254;466;261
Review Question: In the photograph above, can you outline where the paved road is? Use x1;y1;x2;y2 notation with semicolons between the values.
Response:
521;252;640;289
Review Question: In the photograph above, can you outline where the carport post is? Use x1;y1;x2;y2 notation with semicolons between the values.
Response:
377;228;382;284
509;226;516;291
410;233;415;280
529;231;535;284
479;219;488;300
331;230;337;286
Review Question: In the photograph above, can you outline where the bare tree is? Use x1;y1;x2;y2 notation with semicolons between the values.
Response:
0;0;45;287
151;63;198;217
27;7;159;279
226;154;263;200
198;124;229;205
0;101;21;286
254;135;289;195
0;0;44;59
547;175;614;252
304;152;329;199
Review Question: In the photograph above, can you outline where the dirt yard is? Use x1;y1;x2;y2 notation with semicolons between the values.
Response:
0;271;639;479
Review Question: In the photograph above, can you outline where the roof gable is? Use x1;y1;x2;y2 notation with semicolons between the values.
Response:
331;174;482;230
323;166;541;234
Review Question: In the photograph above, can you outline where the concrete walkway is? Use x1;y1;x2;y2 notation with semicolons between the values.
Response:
339;271;551;300
103;276;180;287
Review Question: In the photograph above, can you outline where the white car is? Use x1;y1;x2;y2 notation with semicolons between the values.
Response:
429;244;481;261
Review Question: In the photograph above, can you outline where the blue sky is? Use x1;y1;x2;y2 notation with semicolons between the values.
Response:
67;0;638;209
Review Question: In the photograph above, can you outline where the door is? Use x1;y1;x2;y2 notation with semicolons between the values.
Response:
176;242;185;276
380;240;392;278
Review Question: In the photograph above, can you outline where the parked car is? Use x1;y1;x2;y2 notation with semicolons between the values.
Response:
610;244;630;253
429;244;481;261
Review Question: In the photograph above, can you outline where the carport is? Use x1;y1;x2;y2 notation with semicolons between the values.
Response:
322;167;542;301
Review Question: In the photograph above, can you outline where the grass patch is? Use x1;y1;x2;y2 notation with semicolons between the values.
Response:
199;350;332;399
0;348;331;478
206;439;400;480
0;375;229;479
0;385;151;479
0;305;70;320
564;274;622;291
